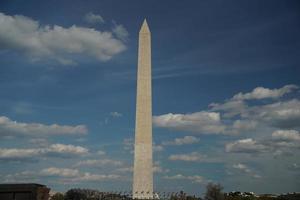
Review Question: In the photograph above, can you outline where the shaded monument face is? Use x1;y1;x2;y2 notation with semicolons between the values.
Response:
132;19;153;199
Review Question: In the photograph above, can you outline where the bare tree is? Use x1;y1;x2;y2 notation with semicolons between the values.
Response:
50;192;64;200
204;183;224;200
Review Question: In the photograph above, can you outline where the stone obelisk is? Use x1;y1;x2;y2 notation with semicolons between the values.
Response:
133;19;153;199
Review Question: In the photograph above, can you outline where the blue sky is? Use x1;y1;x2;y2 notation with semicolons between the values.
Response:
0;0;300;195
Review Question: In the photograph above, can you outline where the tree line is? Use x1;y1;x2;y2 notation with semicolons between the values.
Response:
50;183;299;200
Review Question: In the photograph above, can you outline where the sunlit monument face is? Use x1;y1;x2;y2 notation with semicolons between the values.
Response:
132;19;153;199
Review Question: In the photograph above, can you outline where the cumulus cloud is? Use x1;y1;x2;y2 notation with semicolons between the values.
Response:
153;112;226;134
226;120;258;135
0;116;87;137
84;12;105;24
40;167;80;177
164;174;205;184
40;167;119;181
0;148;42;160
226;131;300;156
74;159;123;168
169;152;207;162
72;173;120;182
232;85;298;100
162;136;200;146
0;144;89;161
253;99;300;129
210;100;247;118
155;85;299;136
211;87;300;131
0;12;126;65
46;144;88;156
6;167;120;183
272;130;300;142
225;138;268;154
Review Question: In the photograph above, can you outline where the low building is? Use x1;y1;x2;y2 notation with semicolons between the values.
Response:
0;183;50;200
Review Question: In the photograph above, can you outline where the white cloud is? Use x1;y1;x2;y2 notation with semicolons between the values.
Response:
12;102;34;115
84;12;105;24
0;148;42;160
75;159;122;167
225;138;268;154
232;163;251;173
47;144;88;156
163;136;200;146
164;174;205;184
72;173;120;182
227;120;258;135
272;130;300;142
29;138;49;147
153;161;169;173
211;96;300;133
96;150;106;155
7;167;120;183
110;112;123;118
210;100;247;118
123;137;134;153
169;152;207;162
40;167;80;177
112;23;129;42
0;144;89;161
0;12;126;65
153;111;226;134
232;163;261;179
232;85;298;100
254;99;300;129
153;144;164;152
0;116;87;137
116;166;133;173
226;134;300;157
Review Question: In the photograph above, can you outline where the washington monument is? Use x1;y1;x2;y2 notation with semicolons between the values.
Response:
133;19;153;199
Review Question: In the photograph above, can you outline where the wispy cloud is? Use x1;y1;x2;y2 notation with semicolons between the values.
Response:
164;174;205;184
169;152;207;162
0;116;87;137
4;167;120;183
0;144;89;161
112;22;129;42
110;111;123;118
232;85;298;101
162;136;200;146
232;163;261;179
74;159;123;168
84;12;105;24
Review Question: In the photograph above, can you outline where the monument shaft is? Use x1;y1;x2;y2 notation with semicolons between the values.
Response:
133;20;153;199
